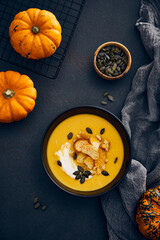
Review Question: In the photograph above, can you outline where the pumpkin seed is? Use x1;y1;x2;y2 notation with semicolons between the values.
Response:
101;171;109;176
98;52;105;57
75;174;81;180
78;165;84;173
114;157;118;163
101;101;107;105
85;170;91;176
105;54;110;61
83;172;89;178
57;160;62;167
112;62;117;72
42;205;47;211
86;127;92;134
117;60;121;65
117;66;121;72
100;128;105;135
33;197;39;204
80;176;85;184
100;66;105;72
103;91;109;97
34;202;41;209
67;132;73;140
73;152;77;160
73;171;80;175
107;94;114;102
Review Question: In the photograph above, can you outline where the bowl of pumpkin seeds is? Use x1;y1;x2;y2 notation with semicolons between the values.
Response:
94;41;131;80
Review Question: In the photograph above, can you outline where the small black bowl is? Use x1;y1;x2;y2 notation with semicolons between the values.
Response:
42;106;131;197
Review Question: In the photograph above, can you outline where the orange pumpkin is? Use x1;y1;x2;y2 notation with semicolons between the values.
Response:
136;186;160;240
9;8;62;59
0;71;37;123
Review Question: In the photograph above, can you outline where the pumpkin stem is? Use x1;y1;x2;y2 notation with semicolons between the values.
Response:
2;88;15;99
31;26;40;34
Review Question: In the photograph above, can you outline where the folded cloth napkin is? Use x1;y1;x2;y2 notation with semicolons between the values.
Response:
101;0;160;239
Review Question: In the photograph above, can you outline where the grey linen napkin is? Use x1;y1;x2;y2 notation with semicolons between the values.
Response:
101;0;160;239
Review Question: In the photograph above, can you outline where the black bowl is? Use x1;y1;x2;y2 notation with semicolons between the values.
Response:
42;106;131;197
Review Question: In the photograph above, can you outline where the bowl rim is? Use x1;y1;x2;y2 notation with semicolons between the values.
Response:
41;106;131;197
94;41;132;80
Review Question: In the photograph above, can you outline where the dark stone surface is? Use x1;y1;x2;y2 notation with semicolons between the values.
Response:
0;0;150;239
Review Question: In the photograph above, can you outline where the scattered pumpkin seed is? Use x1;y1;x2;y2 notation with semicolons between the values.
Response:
57;160;62;167
114;157;118;163
101;171;109;176
78;165;84;173
101;100;107;105
33;197;39;204
86;127;92;134
103;91;109;97
34;202;41;209
80;176;85;184
100;128;105;135
42;205;47;211
107;94;114;102
67;132;73;140
73;152;77;160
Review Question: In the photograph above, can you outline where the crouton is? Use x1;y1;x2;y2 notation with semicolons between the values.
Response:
81;144;99;160
74;139;89;152
84;156;94;169
76;153;86;163
89;136;101;149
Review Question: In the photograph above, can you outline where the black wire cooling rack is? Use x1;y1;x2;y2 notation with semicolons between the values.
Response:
0;0;85;79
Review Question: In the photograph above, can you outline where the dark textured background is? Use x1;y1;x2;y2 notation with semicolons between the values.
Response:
0;0;150;239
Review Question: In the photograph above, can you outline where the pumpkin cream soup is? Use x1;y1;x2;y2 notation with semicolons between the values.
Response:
47;114;124;191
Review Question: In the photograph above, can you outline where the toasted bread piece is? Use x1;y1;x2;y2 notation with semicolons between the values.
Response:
81;144;99;160
89;136;101;149
74;139;89;152
79;132;89;140
76;153;86;163
84;156;94;169
96;135;102;141
95;148;107;169
97;168;101;175
100;139;110;151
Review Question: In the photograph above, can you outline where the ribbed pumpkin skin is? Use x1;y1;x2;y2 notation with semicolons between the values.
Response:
9;8;62;59
136;186;160;240
0;71;37;123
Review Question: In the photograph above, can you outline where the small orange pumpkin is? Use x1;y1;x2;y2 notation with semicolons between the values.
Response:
136;186;160;240
0;71;37;123
9;8;62;59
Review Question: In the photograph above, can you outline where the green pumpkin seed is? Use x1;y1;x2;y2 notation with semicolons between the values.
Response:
73;171;80;175
33;197;39;204
107;94;114;102
78;165;84;173
100;66;105;72
83;172;89;178
86;127;92;134
42;205;47;211
101;100;107;105
117;66;121;72
114;157;118;163
80;176;85;184
34;202;41;209
100;128;105;135
112;62;117;72
73;152;77;160
117;60;121;65
101;171;109;176
98;52;105;58
75;174;81;180
67;132;73;140
85;170;91;176
57;160;62;167
103;91;109;97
